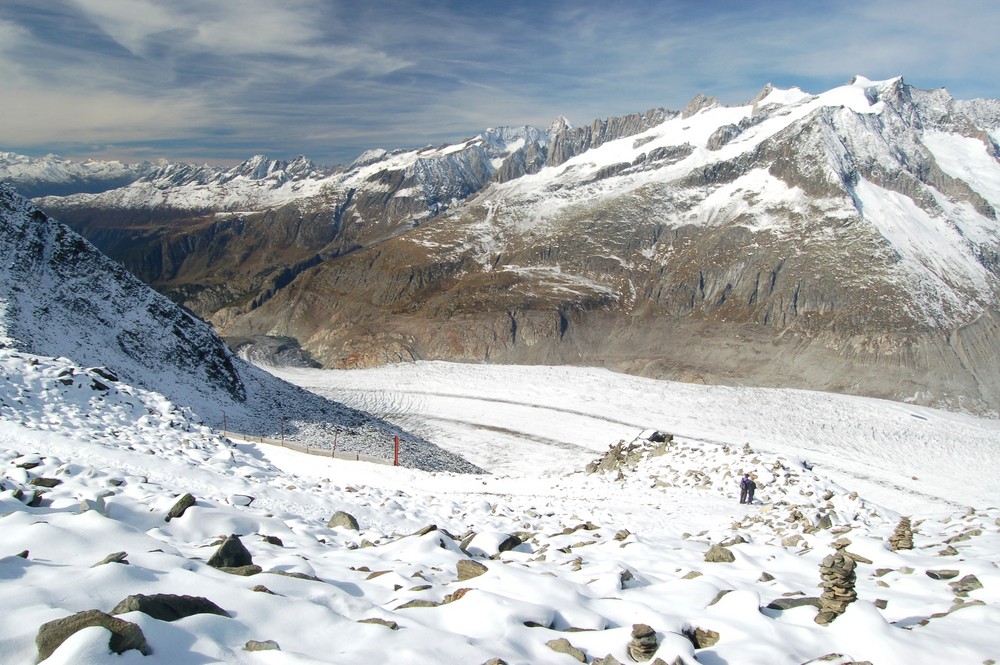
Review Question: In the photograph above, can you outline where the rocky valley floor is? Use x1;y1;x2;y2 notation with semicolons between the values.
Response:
2;355;999;664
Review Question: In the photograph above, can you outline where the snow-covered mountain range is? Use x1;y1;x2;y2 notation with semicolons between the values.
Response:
0;183;479;472
11;75;1000;413
0;152;155;199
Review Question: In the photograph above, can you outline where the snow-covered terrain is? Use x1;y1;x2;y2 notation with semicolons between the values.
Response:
3;75;1000;664
2;354;999;664
266;362;1000;516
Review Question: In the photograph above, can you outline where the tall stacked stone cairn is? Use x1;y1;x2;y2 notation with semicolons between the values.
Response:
816;538;857;625
627;623;658;661
888;516;914;550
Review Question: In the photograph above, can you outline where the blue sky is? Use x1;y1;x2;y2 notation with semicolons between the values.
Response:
1;0;998;166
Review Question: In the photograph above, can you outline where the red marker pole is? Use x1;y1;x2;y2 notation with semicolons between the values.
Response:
394;435;400;467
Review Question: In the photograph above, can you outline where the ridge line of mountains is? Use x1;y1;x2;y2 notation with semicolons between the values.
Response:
4;75;1000;414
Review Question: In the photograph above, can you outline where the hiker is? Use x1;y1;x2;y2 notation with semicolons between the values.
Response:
746;476;757;504
739;474;750;504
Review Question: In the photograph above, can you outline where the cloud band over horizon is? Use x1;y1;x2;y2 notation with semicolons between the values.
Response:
1;0;998;166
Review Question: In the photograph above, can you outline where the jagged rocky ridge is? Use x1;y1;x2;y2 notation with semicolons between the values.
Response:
0;184;480;472
19;76;1000;413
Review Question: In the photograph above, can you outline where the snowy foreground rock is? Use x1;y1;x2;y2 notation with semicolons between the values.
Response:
2;356;999;663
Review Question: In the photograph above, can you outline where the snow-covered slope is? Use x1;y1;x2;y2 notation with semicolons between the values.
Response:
0;184;479;472
1;357;998;664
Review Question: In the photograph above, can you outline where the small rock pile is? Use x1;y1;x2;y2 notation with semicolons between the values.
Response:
816;538;857;624
888;516;913;550
628;623;658;661
585;432;672;474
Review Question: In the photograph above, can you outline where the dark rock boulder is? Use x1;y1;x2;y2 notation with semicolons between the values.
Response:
545;637;586;662
92;551;129;567
165;493;196;522
925;569;960;580
29;477;62;488
359;617;399;630
411;524;438;537
36;609;150;661
766;596;822;611
592;655;623;665
949;574;983;594
686;626;721;648
266;570;322;582
328;511;360;530
457;559;489;581
395;599;441;610
207;534;254;569
217;564;262;576
111;593;230;622
704;544;736;563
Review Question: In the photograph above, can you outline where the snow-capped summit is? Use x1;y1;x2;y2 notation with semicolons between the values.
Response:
547;115;574;135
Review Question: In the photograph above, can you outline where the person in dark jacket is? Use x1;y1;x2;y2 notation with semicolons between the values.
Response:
746;476;757;504
739;473;750;504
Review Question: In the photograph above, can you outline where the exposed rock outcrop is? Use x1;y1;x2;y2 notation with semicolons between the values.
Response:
328;511;360;530
545;637;586;662
36;610;150;661
207;534;254;569
456;559;489;581
166;493;196;521
111;593;230;621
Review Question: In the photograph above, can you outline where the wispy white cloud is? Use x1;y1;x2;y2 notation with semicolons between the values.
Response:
1;0;998;165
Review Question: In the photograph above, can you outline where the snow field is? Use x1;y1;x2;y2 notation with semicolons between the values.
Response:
3;353;1000;663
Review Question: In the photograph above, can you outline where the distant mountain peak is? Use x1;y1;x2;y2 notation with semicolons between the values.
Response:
547;115;573;135
681;92;720;118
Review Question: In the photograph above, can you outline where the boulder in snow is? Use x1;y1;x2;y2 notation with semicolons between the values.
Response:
36;609;150;661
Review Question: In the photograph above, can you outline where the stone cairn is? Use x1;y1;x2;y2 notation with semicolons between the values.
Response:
627;623;658;662
816;538;857;625
888;516;913;551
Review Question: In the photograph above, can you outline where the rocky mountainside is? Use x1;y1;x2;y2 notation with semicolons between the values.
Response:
0;184;479;471
32;127;542;319
22;76;1000;413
